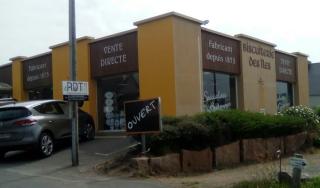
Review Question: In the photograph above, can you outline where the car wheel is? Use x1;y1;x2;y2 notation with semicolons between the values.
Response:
38;132;54;157
82;123;95;141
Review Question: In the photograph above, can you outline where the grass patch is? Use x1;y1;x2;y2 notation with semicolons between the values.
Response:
232;176;320;188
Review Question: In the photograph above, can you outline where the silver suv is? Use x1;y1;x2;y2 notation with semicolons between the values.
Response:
0;100;95;158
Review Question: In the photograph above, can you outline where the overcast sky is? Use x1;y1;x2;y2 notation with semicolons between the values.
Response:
0;0;319;65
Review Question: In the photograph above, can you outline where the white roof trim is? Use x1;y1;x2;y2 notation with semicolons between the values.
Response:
90;29;137;44
134;11;204;26
235;34;276;47
293;52;309;57
49;36;94;49
201;28;240;41
275;49;297;57
9;56;27;61
22;52;51;61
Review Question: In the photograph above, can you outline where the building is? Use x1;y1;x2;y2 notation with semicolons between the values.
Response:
309;62;320;107
0;12;310;133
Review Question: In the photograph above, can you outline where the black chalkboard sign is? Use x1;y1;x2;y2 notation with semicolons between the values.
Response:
124;98;162;134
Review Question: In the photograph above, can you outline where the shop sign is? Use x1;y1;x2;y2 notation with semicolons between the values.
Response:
242;41;274;70
0;64;12;86
276;51;296;82
23;54;52;90
202;30;240;74
62;81;89;101
125;98;162;134
90;31;138;78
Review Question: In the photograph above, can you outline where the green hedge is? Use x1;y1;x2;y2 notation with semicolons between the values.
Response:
148;110;307;155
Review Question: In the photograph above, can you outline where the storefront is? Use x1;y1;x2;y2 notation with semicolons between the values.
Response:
89;30;138;131
3;12;311;133
22;52;53;100
201;29;240;112
0;63;12;98
275;50;296;111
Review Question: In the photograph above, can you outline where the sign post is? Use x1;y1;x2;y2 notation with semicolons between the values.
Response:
68;0;78;166
124;98;162;154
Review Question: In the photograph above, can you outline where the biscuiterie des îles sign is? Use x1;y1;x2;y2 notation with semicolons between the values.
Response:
124;98;162;134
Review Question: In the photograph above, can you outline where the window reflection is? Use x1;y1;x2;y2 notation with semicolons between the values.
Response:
99;73;139;130
203;71;236;112
277;81;293;111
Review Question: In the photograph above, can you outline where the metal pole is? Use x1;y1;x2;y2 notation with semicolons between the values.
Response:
141;135;146;154
69;0;79;166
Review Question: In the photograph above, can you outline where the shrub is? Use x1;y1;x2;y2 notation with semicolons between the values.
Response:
148;124;180;155
314;106;320;117
279;105;320;131
148;110;308;155
176;120;210;150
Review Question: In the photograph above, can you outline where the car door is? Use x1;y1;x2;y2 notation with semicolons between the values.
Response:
33;102;70;139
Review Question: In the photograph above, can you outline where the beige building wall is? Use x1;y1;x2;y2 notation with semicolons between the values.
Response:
236;34;277;114
136;12;203;116
172;16;203;115
293;52;309;106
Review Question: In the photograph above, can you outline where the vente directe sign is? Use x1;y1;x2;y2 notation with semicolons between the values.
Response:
124;98;162;135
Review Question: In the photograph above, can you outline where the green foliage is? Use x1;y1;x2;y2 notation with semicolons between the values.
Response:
279;105;320;131
148;109;308;155
232;176;320;188
314;106;320;117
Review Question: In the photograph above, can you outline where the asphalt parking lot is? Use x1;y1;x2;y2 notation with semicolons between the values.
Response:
0;136;167;188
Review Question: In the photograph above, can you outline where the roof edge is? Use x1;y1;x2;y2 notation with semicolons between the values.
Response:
134;11;204;26
49;36;94;49
235;34;276;47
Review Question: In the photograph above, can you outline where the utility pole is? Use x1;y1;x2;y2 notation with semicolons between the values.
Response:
69;0;79;166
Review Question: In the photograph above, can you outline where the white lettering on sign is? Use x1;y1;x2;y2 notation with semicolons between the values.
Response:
279;58;293;76
28;63;46;72
206;53;236;64
26;63;49;82
62;81;89;95
127;100;157;130
27;72;50;82
208;40;233;53
103;43;123;54
100;42;127;68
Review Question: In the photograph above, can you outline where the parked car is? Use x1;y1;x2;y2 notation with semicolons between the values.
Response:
0;98;16;106
0;100;95;158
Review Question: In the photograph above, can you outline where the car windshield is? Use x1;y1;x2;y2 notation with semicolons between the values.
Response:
0;107;31;121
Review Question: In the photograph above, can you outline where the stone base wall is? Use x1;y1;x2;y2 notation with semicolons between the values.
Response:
150;153;181;174
182;148;212;172
215;141;240;168
130;132;308;173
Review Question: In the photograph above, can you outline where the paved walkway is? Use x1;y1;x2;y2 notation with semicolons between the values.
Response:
155;150;320;188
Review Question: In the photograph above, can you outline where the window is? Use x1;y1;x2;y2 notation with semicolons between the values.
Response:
277;81;293;111
203;71;236;112
0;107;31;121
34;103;64;115
99;73;139;130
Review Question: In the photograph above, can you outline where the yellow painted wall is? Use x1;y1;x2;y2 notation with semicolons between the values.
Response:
51;38;98;128
294;53;309;105
137;17;177;116
11;57;27;101
237;38;277;114
172;17;202;115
